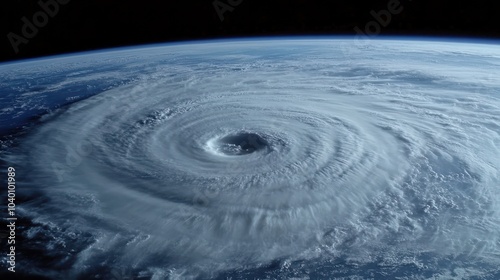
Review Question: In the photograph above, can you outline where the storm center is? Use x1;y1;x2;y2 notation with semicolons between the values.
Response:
216;132;268;155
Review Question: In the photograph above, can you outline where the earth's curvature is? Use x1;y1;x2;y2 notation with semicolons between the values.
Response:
0;38;499;279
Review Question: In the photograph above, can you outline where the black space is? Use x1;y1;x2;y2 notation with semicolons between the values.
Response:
1;0;499;63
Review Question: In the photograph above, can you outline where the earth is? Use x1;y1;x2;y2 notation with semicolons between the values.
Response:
0;37;499;279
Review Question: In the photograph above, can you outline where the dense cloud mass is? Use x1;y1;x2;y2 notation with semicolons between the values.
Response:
1;39;500;279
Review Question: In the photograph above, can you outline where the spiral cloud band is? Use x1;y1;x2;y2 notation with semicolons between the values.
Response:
3;39;500;279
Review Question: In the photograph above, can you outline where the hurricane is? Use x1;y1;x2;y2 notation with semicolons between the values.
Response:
1;38;500;279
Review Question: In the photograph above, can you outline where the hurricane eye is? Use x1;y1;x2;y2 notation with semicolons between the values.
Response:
216;132;268;155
